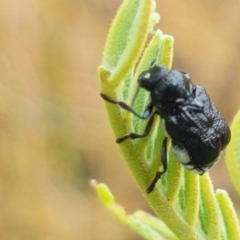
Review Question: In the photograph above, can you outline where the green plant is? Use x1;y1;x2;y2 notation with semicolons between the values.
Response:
93;0;240;239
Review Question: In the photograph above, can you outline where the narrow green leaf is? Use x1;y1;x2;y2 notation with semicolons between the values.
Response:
216;189;240;240
91;180;168;240
163;148;182;203
200;175;221;240
226;109;240;196
91;180;126;221
127;216;167;240
158;35;174;69
184;171;200;227
102;0;158;85
133;210;178;240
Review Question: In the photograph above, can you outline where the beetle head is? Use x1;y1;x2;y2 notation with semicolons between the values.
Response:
138;65;202;115
138;65;168;91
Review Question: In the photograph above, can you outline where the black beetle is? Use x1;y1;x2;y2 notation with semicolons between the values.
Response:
101;64;231;193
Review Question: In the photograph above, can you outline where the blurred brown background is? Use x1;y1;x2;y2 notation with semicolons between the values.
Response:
0;0;240;239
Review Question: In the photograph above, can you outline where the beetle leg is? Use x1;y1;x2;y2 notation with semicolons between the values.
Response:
116;111;159;143
100;93;153;119
147;137;168;193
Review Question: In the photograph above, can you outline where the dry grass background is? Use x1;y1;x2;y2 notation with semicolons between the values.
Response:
0;0;240;239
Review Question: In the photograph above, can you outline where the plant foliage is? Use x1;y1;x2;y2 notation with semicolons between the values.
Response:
95;0;240;239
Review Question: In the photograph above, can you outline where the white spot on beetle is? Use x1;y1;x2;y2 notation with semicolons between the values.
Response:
144;72;151;79
172;145;190;164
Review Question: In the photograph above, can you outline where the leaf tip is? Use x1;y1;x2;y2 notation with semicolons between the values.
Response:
91;179;115;205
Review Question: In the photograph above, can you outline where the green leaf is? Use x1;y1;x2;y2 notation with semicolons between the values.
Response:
101;0;158;84
199;175;221;239
216;190;240;240
226;109;240;196
98;0;240;239
91;180;171;240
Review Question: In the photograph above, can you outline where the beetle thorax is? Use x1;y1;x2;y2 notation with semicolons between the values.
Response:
151;73;194;116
